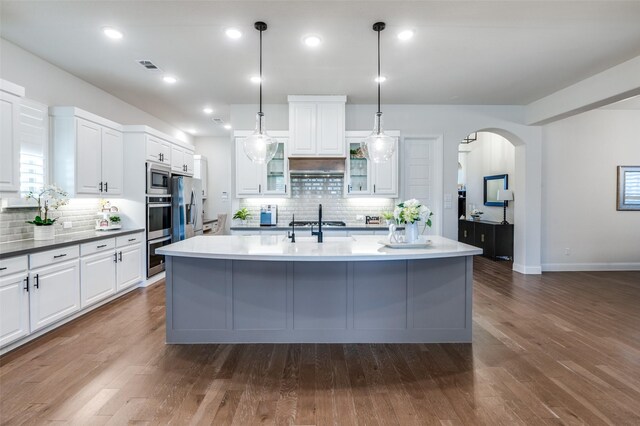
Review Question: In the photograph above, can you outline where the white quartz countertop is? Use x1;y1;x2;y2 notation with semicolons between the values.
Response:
157;235;482;261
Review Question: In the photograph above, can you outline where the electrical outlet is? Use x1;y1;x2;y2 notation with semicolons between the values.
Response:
564;248;570;256
63;221;72;229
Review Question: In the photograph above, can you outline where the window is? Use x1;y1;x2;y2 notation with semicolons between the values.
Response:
617;166;640;211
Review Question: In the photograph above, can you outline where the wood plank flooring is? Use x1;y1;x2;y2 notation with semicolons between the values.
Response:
1;257;640;425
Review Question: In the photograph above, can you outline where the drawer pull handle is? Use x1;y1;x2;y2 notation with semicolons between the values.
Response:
114;252;118;263
23;276;29;292
53;254;67;259
97;244;107;248
34;274;39;289
128;238;136;242
118;251;123;262
0;267;7;271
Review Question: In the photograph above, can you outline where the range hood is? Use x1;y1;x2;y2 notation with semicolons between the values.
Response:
288;157;346;175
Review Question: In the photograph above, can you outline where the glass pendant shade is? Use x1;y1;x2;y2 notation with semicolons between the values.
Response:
243;113;278;164
361;112;395;163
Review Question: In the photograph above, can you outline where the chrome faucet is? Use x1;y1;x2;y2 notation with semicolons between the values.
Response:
311;204;323;243
288;214;296;243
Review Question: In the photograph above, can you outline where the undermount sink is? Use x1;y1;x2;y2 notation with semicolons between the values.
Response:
282;236;355;243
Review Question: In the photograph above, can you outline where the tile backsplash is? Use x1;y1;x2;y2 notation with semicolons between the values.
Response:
0;199;100;242
238;176;396;226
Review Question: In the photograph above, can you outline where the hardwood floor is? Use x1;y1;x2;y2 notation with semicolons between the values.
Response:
1;257;640;425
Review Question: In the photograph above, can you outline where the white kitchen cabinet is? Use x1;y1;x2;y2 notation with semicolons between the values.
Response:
50;107;123;197
0;272;30;347
345;133;399;198
29;259;80;332
0;88;22;194
116;243;142;291
146;134;171;165
171;145;195;176
235;135;288;197
194;155;208;198
288;96;346;157
80;250;117;308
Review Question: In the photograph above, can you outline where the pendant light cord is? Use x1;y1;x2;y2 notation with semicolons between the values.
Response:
259;28;264;132
377;28;381;116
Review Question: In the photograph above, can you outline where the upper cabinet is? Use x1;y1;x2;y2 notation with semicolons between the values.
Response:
146;134;171;165
345;132;399;198
0;80;25;194
171;144;194;176
288;95;346;157
194;155;208;199
50;107;123;197
235;132;288;198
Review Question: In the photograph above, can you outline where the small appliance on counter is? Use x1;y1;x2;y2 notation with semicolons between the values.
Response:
260;205;277;226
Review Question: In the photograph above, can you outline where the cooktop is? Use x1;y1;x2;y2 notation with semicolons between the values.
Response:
288;221;346;227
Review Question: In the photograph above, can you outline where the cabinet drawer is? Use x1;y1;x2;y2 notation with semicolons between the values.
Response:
116;233;144;248
0;256;29;277
0;256;28;277
81;238;116;256
30;245;79;269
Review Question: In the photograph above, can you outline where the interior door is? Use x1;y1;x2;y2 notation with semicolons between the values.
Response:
75;118;102;194
101;127;123;195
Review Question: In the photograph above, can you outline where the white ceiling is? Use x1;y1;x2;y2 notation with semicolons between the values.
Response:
2;0;640;136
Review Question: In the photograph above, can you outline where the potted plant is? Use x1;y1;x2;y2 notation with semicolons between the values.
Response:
25;185;69;240
109;215;122;227
393;198;433;243
233;207;251;225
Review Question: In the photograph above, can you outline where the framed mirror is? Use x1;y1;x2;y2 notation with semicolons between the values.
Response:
617;166;640;211
484;174;508;206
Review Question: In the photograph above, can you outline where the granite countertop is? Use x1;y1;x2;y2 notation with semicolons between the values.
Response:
0;228;145;259
229;224;398;231
158;235;481;262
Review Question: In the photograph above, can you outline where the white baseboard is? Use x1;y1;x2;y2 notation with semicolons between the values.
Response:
542;262;640;272
512;263;542;275
141;271;165;287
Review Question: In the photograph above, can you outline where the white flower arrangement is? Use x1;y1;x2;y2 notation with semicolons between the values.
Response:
25;184;69;226
392;198;433;227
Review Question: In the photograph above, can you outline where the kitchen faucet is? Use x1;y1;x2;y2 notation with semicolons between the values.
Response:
311;204;323;243
288;214;296;243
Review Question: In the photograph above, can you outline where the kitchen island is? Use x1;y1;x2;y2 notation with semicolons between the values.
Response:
158;235;482;343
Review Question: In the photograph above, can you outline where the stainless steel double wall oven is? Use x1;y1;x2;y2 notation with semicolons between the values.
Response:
146;163;172;277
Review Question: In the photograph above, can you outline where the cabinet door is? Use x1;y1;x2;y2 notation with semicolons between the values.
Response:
171;145;185;173
184;150;195;176
458;221;474;245
0;273;30;347
146;135;170;164
372;139;398;196
116;244;142;291
80;251;117;308
317;102;345;156
0;92;20;193
235;138;263;196
346;139;370;195
30;260;80;332
289;103;316;156
101;127;123;196
264;141;287;195
75;118;102;194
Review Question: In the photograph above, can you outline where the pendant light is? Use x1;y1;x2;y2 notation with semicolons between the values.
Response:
361;22;395;164
243;21;278;164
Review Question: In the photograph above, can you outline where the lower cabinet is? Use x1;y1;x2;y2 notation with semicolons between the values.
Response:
29;259;81;332
117;243;142;291
458;220;514;259
81;251;117;308
0;273;30;347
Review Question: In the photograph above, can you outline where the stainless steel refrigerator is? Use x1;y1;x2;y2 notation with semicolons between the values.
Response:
171;176;203;241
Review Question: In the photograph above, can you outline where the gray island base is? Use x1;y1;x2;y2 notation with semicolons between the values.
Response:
160;235;481;344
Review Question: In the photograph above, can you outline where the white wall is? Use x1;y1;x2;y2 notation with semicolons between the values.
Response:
231;103;543;273
541;109;640;270
462;132;515;223
0;38;190;143
194;137;233;231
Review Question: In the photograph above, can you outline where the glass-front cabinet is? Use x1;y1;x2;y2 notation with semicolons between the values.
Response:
235;135;289;198
347;139;370;195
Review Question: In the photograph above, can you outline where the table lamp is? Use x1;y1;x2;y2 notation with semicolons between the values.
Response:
497;189;514;225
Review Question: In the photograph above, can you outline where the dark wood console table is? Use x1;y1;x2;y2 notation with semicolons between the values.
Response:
458;219;513;260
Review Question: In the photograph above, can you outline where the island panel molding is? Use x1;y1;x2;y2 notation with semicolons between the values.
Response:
161;235;479;343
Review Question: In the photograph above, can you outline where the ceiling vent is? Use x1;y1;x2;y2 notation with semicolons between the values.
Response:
137;60;162;72
211;117;225;125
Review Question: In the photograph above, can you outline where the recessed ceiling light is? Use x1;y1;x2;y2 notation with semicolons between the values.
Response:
250;76;262;84
163;76;177;84
187;129;197;135
103;27;123;40
203;107;214;114
226;28;242;39
397;30;414;41
223;124;232;130
375;75;387;83
303;35;322;47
